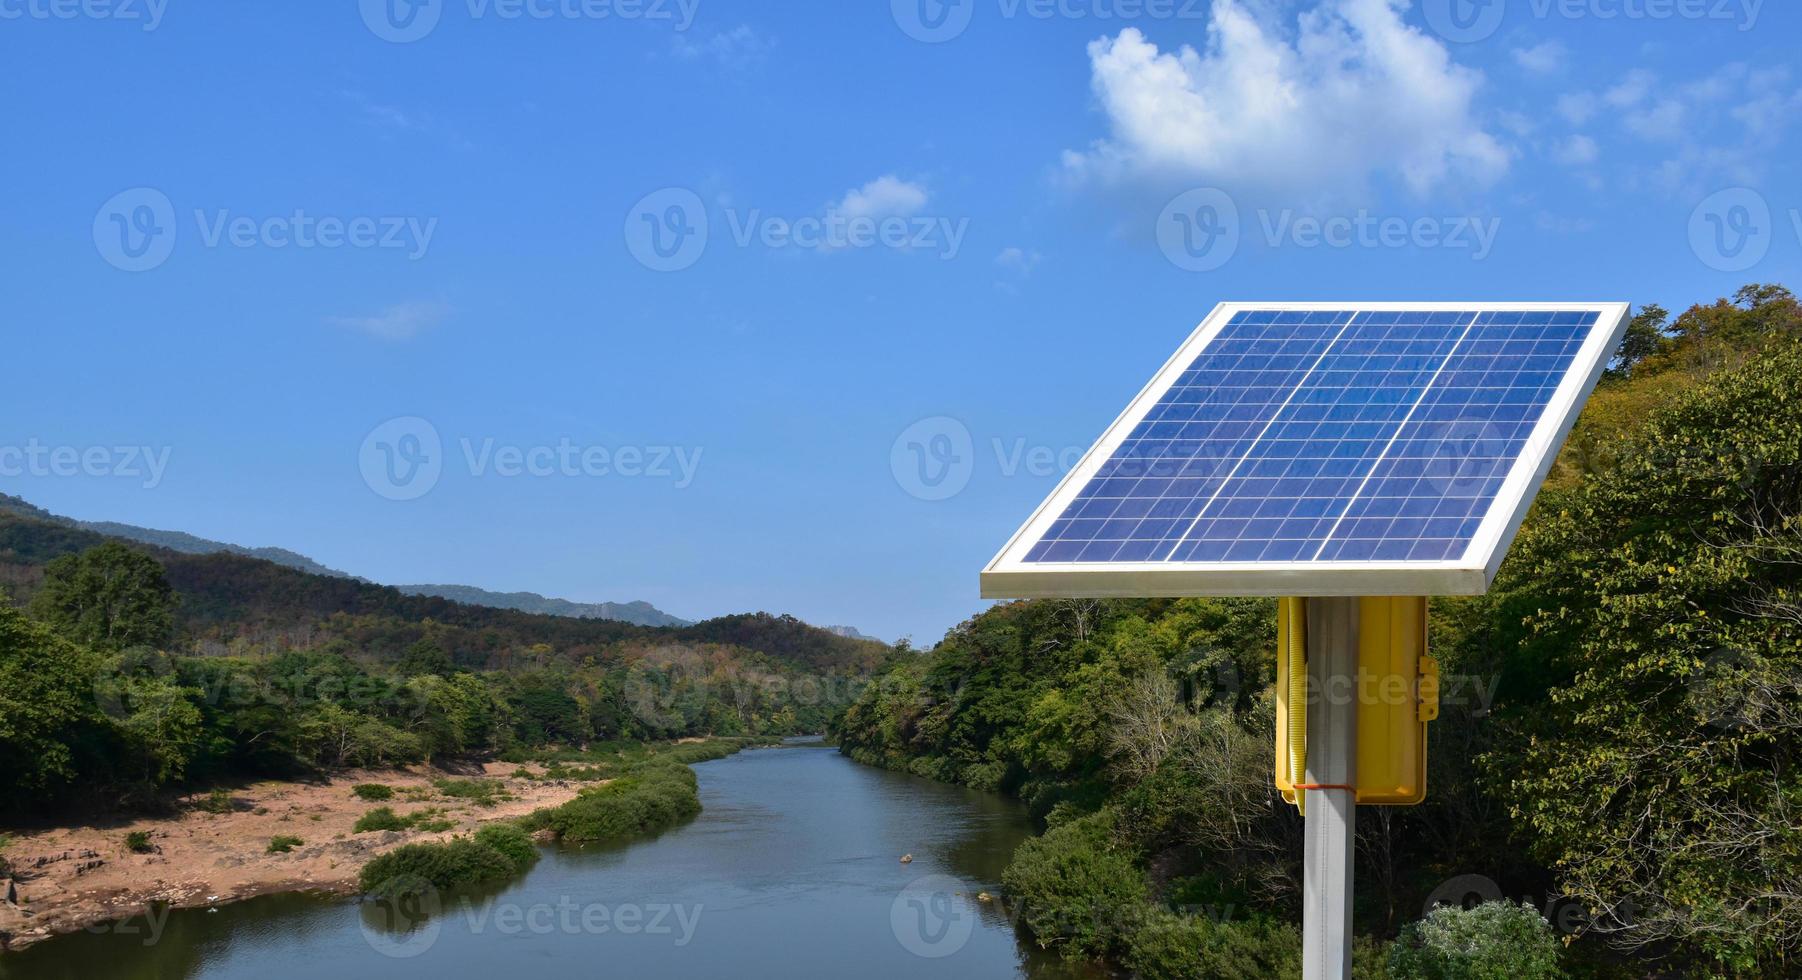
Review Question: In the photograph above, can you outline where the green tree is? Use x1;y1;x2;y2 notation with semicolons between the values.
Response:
1606;303;1669;378
397;638;454;678
30;541;175;652
116;675;204;784
1492;341;1802;971
0;605;100;796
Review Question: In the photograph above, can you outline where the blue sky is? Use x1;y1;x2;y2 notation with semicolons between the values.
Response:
3;0;1798;644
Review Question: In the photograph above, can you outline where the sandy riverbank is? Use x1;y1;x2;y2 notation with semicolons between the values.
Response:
0;762;592;953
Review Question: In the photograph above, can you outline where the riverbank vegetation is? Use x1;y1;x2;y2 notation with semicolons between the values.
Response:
517;738;762;843
836;286;1802;977
0;512;884;818
359;823;540;898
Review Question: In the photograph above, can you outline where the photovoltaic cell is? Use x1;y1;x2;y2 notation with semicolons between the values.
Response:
1021;309;1598;565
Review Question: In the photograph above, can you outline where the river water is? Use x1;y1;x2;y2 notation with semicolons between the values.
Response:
4;741;1092;979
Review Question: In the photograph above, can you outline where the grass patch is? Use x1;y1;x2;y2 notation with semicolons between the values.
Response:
355;806;456;834
352;783;394;802
266;835;304;854
124;831;155;854
433;778;510;806
198;788;235;814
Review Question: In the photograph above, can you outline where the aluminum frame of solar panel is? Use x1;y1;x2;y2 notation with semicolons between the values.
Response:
980;302;1631;599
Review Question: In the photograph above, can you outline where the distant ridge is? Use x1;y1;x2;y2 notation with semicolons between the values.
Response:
0;493;690;629
0;494;883;636
395;585;692;628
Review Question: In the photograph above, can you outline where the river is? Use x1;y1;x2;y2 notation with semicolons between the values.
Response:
3;740;1094;979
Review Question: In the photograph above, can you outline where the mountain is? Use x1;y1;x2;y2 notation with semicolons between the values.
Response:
823;624;884;643
80;520;359;579
0;506;890;676
0;494;687;629
394;584;691;627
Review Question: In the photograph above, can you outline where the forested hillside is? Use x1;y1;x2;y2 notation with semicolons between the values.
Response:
0;511;892;817
835;286;1802;978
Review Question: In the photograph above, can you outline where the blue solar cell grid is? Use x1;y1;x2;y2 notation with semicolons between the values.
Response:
1022;309;1597;565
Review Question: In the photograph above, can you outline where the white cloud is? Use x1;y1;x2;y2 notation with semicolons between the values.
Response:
1061;0;1507;198
1605;69;1656;108
1622;99;1686;141
1552;134;1599;166
995;247;1042;274
832;175;929;220
1555;92;1598;126
1511;41;1565;75
670;25;774;71
328;302;450;342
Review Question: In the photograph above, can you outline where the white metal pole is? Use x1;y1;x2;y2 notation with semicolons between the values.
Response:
1303;597;1358;980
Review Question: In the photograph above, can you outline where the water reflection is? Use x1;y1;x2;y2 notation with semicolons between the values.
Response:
4;742;1096;980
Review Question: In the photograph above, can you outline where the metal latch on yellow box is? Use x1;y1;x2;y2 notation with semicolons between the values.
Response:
1275;597;1439;808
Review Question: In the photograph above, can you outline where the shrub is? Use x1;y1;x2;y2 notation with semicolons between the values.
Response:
473;823;538;873
266;835;304;854
354;807;409;833
199;788;234;814
352;783;394;802
525;761;700;842
124;830;155;854
358;837;518;898
1001;808;1148;958
1389;901;1562;980
1123;908;1303;979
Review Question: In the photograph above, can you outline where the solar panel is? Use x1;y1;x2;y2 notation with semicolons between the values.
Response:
981;303;1630;598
